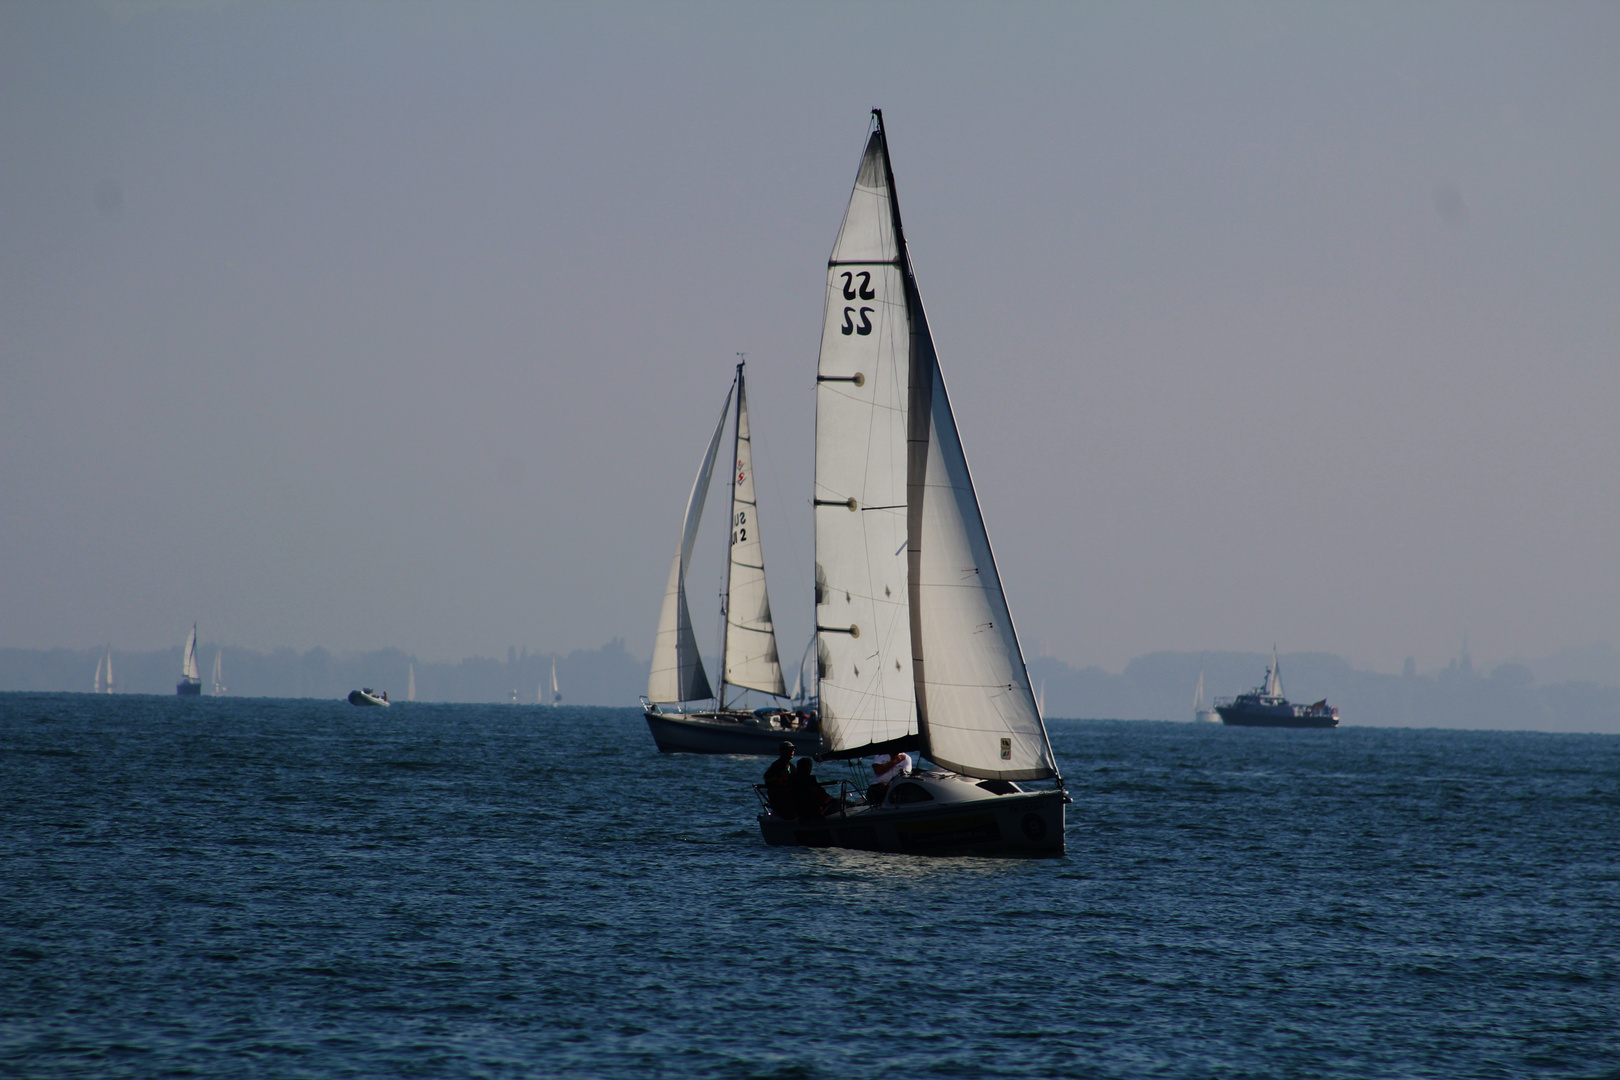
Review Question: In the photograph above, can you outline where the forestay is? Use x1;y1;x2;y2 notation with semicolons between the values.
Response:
814;128;918;757
723;368;786;696
647;388;732;705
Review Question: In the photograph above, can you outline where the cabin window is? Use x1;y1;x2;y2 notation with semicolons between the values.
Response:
889;783;934;804
976;779;1020;795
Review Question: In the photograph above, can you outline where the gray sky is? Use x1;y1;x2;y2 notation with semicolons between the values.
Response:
3;1;1616;676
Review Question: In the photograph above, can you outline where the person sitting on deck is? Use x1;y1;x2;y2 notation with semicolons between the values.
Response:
866;751;913;807
788;757;834;821
763;741;796;816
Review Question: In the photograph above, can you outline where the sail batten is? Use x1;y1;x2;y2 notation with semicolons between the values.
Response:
647;388;733;704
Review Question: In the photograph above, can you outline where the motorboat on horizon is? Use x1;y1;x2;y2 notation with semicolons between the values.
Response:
1214;647;1340;728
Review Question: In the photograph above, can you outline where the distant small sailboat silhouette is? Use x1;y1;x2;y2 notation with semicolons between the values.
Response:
407;664;416;702
211;648;227;696
177;624;202;696
1194;663;1217;723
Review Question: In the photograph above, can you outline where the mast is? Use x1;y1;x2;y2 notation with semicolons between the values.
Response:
716;358;742;711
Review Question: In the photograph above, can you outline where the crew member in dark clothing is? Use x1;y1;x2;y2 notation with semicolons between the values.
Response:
788;757;834;821
763;741;795;816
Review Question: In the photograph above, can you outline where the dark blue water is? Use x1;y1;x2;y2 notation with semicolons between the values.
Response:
3;694;1617;1079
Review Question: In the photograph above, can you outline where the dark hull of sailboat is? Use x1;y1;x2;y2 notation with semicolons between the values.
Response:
644;710;821;755
176;680;202;696
758;788;1065;857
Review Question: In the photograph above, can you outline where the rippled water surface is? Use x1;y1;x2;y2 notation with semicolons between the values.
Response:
3;693;1618;1078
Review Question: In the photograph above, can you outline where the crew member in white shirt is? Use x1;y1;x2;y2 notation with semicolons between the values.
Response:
866;751;913;805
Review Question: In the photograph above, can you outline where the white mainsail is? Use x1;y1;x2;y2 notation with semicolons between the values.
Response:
211;649;225;695
1265;645;1283;697
647;388;733;704
722;363;786;697
816;113;1056;781
105;650;113;693
550;655;561;706
181;624;200;683
813;126;918;756
407;663;416;702
94;654;104;694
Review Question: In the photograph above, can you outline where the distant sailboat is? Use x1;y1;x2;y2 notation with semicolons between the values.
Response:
407;664;416;702
176;624;202;696
1193;664;1217;723
550;655;561;707
211;648;227;696
105;649;114;694
93;653;104;694
642;359;813;754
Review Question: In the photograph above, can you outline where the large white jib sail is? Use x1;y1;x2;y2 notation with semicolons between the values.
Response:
722;363;787;697
814;112;1058;781
647;387;733;705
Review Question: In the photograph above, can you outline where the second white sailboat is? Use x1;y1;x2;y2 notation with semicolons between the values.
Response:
642;359;818;754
